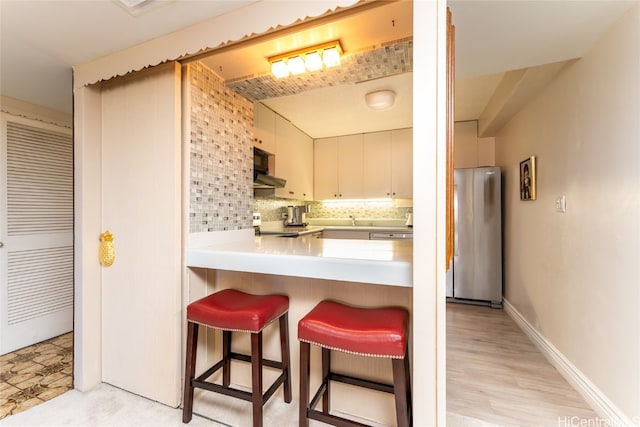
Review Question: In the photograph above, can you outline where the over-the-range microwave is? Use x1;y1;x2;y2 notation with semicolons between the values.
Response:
253;147;286;188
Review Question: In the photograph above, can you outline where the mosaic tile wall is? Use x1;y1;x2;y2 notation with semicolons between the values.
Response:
254;197;412;223
189;62;254;232
228;38;413;102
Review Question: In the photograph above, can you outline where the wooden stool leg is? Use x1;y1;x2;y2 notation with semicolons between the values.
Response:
321;347;330;413
392;357;411;427
299;341;311;427
403;351;412;425
182;322;198;423
279;313;292;403
251;332;263;427
222;330;231;387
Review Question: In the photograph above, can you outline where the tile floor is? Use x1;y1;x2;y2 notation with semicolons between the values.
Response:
0;332;73;419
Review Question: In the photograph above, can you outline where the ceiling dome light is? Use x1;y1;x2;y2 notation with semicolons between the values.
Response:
365;90;396;110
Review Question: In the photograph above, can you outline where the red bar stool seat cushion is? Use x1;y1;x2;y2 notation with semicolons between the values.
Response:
298;299;408;358
187;288;288;333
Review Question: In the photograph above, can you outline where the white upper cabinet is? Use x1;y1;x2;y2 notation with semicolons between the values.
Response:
390;128;413;198
253;102;276;153
363;131;392;198
274;115;314;200
363;129;412;199
315;130;412;200
314;135;364;199
314;137;339;199
337;134;364;199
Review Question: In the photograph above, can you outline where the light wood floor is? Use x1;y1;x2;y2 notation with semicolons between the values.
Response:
447;303;599;426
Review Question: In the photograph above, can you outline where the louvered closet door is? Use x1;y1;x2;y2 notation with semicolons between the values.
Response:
0;115;73;355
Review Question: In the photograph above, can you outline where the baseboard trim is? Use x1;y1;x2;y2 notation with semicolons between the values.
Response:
503;299;636;427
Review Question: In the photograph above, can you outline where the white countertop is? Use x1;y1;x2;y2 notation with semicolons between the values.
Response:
257;222;413;236
186;231;413;287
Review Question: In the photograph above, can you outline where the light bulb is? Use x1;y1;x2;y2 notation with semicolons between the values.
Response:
323;47;341;68
271;60;289;78
288;56;305;75
305;51;323;72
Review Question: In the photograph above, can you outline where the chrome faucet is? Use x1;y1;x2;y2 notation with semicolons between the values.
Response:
349;215;356;226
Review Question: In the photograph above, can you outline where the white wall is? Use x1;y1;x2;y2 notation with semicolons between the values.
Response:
495;3;640;422
454;120;495;168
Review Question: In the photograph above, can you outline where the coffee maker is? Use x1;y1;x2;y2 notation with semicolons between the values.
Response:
286;205;309;226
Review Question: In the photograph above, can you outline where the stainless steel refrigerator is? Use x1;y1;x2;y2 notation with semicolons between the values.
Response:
446;167;502;308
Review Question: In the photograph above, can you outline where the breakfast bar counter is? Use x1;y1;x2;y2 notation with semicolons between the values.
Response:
186;231;413;287
184;230;413;426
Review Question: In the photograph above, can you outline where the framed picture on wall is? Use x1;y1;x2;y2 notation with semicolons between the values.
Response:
520;156;537;201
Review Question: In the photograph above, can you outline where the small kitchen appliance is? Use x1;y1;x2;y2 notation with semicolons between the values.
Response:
286;205;309;226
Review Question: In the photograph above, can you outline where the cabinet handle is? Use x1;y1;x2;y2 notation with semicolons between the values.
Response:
0;241;3;248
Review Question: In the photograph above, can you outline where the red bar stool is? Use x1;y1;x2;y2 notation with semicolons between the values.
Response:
298;300;412;427
182;289;292;427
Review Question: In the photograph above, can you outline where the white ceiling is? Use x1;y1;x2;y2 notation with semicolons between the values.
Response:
1;0;636;137
0;0;256;113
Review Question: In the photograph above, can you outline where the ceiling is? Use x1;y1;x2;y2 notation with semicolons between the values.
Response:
1;0;636;138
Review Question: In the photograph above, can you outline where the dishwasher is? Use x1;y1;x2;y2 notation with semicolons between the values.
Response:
369;232;413;240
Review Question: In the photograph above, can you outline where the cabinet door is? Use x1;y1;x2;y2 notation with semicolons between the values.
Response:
314;138;338;199
337;134;363;198
299;134;314;200
274;115;314;200
363;131;392;198
274;115;295;198
391;128;413;198
253;102;276;153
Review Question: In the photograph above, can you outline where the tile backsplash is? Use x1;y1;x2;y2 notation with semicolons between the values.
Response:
188;62;254;232
254;197;412;223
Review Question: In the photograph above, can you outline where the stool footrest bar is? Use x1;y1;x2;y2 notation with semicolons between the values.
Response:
193;379;253;401
307;409;370;427
230;351;285;370
330;372;395;394
192;371;288;405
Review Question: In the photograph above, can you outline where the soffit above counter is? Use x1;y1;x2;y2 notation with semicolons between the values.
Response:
73;0;366;90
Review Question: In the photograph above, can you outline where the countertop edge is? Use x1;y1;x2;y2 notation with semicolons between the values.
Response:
185;237;413;287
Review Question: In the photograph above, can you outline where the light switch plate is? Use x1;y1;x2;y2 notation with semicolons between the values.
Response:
555;195;566;213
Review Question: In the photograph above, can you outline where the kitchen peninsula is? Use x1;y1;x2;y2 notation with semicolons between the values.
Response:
185;229;413;425
186;229;412;287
